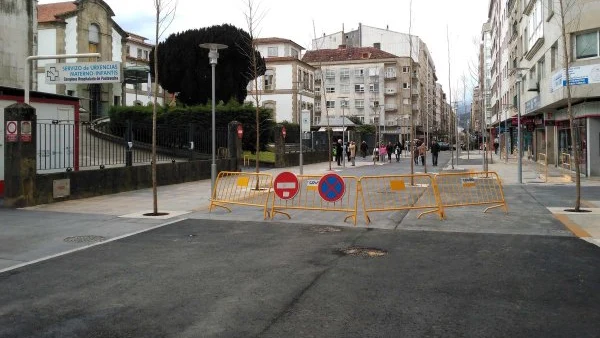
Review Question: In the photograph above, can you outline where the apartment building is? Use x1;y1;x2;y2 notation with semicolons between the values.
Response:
480;0;600;177
303;46;412;142
0;0;37;89
246;38;316;123
312;23;449;141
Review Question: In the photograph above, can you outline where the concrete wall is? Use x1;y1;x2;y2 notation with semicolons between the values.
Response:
35;158;237;205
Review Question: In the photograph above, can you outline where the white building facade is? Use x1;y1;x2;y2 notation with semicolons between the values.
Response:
124;32;165;106
0;0;37;89
247;38;315;123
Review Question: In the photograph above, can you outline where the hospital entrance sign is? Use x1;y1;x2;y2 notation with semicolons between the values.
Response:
45;61;121;84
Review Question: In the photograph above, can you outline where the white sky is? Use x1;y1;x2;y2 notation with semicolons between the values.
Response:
39;0;490;99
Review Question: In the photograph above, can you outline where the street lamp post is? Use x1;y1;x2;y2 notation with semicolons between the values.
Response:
199;43;228;196
340;96;348;168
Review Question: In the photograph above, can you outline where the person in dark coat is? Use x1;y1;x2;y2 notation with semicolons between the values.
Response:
360;141;368;158
335;139;343;166
386;142;394;163
431;140;440;166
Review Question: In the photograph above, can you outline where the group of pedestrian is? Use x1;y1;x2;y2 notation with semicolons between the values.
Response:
412;140;441;166
332;137;440;167
334;139;357;166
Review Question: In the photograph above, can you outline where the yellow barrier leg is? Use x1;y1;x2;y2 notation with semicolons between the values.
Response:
483;204;505;213
271;209;291;220
418;208;443;219
209;202;232;213
344;214;356;225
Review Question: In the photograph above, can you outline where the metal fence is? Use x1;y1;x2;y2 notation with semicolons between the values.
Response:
36;120;227;172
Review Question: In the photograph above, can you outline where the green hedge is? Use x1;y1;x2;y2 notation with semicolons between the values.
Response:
108;101;276;152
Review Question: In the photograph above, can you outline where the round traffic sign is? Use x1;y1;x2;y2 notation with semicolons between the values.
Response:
273;171;299;200
6;121;17;134
318;173;345;202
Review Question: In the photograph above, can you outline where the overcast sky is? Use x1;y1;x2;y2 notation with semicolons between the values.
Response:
39;0;489;100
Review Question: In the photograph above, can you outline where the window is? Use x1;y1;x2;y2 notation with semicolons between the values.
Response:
314;116;321;125
144;50;149;60
354;68;364;77
291;49;299;58
340;68;350;80
526;0;543;51
113;96;120;106
385;67;396;78
88;24;100;56
137;48;142;59
402;83;410;89
325;69;336;79
264;69;274;90
315;101;321;110
126;45;130;55
575;31;599;59
550;43;558;70
402;66;410;73
340;84;350;93
354;84;365;93
369;82;379;93
325;86;335;93
537;57;545;80
340;98;349;108
67;90;74;96
267;47;278;57
370;100;380;108
355;99;364;109
326;100;335;108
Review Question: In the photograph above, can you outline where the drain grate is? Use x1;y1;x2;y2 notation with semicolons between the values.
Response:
311;226;342;234
64;235;107;243
339;246;387;258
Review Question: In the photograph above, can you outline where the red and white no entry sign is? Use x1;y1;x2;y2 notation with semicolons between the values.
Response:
273;171;299;200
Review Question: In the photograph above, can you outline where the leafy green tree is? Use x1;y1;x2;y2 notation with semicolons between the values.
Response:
150;24;266;105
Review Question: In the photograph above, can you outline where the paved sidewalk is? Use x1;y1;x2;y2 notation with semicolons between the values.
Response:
448;150;600;247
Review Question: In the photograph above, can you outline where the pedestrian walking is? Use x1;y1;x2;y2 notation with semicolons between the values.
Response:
373;143;379;164
346;142;351;163
419;142;427;166
493;138;499;155
431;140;440;166
349;141;356;166
335;139;343;166
360;141;368;158
395;142;401;162
413;142;420;165
386;142;394;163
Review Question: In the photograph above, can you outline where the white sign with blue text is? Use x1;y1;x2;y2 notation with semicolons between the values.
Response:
45;61;122;84
550;63;600;92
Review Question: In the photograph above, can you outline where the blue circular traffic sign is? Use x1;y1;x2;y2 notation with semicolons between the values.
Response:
318;173;345;202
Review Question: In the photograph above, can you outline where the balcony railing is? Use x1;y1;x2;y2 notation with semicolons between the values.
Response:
385;104;398;111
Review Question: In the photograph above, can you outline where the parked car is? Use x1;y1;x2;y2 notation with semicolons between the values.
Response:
438;142;450;151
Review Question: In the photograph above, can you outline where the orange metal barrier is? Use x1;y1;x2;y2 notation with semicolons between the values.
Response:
270;174;359;225
209;171;273;219
434;171;508;215
359;174;444;223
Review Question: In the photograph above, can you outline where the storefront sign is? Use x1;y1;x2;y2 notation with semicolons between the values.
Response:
551;63;600;92
525;96;541;113
45;61;121;84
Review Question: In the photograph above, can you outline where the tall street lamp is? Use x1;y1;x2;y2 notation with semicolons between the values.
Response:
200;43;228;196
510;68;528;183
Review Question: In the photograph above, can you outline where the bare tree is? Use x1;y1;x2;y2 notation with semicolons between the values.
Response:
557;0;583;211
242;0;267;178
311;20;333;171
150;0;177;215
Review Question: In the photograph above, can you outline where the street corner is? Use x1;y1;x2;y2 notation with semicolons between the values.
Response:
548;207;600;246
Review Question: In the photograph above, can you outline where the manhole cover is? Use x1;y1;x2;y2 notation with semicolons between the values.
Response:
339;246;387;258
311;226;342;233
64;235;107;243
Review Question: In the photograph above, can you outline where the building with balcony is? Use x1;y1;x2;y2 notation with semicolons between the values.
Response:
246;38;315;123
311;23;447;142
479;0;600;177
123;32;165;106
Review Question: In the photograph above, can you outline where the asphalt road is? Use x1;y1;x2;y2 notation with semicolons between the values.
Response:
1;219;599;338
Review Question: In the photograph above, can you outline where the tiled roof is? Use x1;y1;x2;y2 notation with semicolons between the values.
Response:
302;47;398;63
254;37;304;50
37;1;77;23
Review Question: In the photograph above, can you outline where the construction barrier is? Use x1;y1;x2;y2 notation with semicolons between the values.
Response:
209;171;273;219
359;174;444;224
271;174;359;225
537;153;548;182
434;171;508;215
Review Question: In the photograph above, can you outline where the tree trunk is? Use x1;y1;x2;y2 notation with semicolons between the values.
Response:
559;0;581;211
